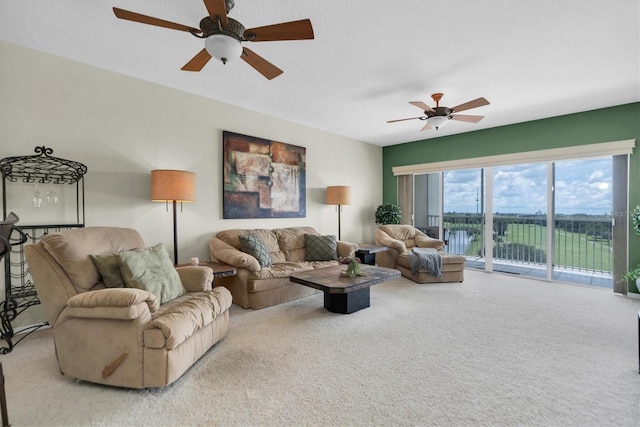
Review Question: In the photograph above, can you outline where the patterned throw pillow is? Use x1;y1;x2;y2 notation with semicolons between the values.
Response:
305;234;338;261
238;234;273;267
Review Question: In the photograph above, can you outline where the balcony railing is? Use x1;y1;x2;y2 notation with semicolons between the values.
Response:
420;214;613;274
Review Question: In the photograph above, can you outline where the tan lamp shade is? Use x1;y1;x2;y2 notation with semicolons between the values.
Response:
326;186;352;205
151;170;196;202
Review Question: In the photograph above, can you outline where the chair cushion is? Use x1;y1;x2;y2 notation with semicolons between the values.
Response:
239;234;273;267
275;227;320;262
116;244;185;304
397;252;465;272
149;287;232;349
248;261;315;280
42;227;145;293
378;224;418;241
216;229;286;263
304;234;338;261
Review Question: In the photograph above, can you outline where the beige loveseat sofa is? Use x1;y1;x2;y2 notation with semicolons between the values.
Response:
25;227;232;389
376;224;465;284
209;226;358;309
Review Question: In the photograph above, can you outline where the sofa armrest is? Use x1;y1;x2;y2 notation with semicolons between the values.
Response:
59;288;159;323
415;233;445;250
375;228;407;253
209;237;260;272
176;266;213;292
337;241;359;258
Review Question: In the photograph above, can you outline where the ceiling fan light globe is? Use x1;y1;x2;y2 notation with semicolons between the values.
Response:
427;115;448;130
205;34;242;64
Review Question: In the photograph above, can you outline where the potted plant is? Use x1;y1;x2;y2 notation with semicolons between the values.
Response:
375;203;402;225
624;205;640;283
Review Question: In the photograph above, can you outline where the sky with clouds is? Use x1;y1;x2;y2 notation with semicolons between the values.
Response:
443;157;612;216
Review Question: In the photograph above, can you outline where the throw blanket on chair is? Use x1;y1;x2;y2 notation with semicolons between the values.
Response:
407;247;442;277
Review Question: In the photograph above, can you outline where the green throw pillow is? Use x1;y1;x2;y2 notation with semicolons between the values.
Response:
238;234;272;267
115;243;185;304
90;254;125;288
305;234;338;261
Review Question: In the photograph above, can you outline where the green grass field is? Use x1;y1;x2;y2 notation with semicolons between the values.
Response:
450;222;612;272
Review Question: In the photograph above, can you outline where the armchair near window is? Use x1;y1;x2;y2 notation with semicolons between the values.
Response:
375;224;465;284
24;227;232;389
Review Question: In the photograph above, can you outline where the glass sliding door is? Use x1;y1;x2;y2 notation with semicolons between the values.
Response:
442;168;485;268
553;157;613;288
491;163;549;279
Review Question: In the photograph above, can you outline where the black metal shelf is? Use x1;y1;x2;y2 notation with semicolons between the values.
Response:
0;146;87;185
0;146;87;353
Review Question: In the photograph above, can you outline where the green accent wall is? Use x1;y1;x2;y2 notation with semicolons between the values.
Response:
382;102;640;293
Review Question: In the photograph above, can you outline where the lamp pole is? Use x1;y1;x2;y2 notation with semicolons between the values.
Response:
337;204;342;241
171;200;178;265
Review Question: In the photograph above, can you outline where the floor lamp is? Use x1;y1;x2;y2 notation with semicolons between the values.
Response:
151;170;196;265
326;186;352;240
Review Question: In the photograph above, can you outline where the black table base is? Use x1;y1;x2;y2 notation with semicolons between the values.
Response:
324;287;370;314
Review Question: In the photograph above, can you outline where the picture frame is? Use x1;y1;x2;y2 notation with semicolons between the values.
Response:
223;131;306;219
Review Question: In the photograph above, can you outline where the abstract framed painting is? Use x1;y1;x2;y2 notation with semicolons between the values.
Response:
223;131;306;219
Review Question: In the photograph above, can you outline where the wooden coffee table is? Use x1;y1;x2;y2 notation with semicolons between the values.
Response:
290;264;400;314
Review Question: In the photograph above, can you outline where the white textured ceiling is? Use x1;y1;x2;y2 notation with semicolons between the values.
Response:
1;0;638;146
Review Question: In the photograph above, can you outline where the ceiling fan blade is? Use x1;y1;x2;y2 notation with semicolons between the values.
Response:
450;114;485;123
181;49;212;72
203;0;229;26
113;7;201;33
409;101;435;113
421;123;433;131
450;97;490;113
244;19;314;42
387;116;424;123
241;48;283;80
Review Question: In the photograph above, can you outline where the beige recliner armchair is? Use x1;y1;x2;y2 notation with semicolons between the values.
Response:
375;224;465;284
24;226;232;389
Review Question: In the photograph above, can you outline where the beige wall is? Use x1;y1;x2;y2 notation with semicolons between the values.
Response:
0;41;382;327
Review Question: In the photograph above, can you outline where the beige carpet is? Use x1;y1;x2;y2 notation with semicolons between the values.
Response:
2;269;640;426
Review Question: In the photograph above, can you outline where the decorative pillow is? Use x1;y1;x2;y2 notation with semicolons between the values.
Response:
238;234;272;267
305;234;338;261
90;254;125;288
115;243;185;304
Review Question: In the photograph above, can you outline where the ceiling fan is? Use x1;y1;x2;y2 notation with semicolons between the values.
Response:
387;93;490;131
112;0;314;80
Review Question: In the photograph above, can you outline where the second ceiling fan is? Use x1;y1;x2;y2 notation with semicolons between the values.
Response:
388;93;490;131
113;0;314;80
